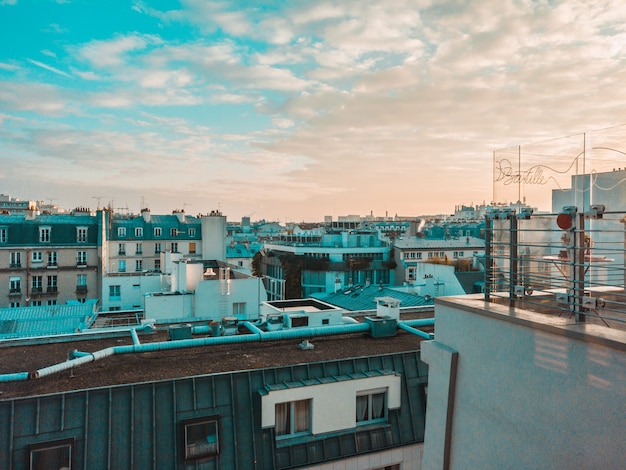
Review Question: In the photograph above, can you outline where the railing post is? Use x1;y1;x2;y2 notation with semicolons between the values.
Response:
573;212;586;323
510;214;519;308
484;214;493;301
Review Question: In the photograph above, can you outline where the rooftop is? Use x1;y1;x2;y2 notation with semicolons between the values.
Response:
0;310;433;399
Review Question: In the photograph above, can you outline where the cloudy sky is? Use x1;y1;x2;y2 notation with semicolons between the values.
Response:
1;0;625;221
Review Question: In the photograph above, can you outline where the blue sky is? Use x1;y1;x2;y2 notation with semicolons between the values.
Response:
1;0;625;221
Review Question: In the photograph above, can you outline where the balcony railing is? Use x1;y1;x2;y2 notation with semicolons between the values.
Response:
9;288;21;295
76;285;88;293
484;207;626;329
46;286;58;293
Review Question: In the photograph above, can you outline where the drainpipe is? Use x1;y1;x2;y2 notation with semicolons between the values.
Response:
0;371;29;382
24;318;435;381
398;322;434;340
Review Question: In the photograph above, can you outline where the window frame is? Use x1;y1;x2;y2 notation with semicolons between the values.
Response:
154;227;162;237
118;227;126;237
10;251;21;267
0;226;7;243
39;226;51;243
77;250;87;266
135;227;143;238
356;388;388;425
32;251;43;263
182;416;220;462
9;276;21;293
76;226;88;243
47;250;58;267
135;259;143;272
29;438;74;470
109;285;121;299
275;399;312;438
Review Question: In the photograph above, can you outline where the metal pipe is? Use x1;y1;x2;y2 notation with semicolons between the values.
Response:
23;318;435;382
32;347;116;379
400;318;435;328
0;371;29;382
130;328;141;346
398;322;434;340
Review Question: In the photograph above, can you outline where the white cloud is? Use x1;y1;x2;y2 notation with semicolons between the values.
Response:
27;59;71;78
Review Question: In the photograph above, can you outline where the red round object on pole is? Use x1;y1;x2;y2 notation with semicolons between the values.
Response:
557;213;573;230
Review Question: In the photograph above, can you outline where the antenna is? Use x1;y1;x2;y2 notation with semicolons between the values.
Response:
92;196;106;209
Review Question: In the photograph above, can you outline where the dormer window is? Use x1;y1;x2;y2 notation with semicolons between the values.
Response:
154;227;162;237
39;226;51;243
135;227;143;237
77;227;88;243
118;227;126;237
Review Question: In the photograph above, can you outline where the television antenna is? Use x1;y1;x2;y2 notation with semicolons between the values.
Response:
92;196;107;209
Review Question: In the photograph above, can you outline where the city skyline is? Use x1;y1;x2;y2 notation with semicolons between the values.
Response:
1;1;625;222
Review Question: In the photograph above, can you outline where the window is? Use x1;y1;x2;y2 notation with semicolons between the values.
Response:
275;399;311;437
0;227;7;243
154;227;162;237
118;243;126;255
189;242;196;254
136;243;143;255
118;260;126;273
29;438;73;470
135;227;143;237
77;227;88;243
154;259;161;271
118;227;126;237
32;276;43;292
31;300;42;306
39;227;51;243
356;390;387;424
10;302;20;308
47;299;57;306
183;417;219;461
189;228;196;237
154;242;162;254
135;260;143;272
232;302;246;316
77;251;87;266
170;227;178;237
10;251;21;267
47;275;58;293
47;251;58;267
32;251;43;263
109;285;121;299
171;242;178;253
77;274;87;293
9;277;21;293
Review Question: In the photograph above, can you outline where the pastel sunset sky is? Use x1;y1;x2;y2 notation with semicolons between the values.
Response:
1;0;625;221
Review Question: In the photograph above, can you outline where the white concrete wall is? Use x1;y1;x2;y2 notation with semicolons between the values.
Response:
302;444;424;470
422;296;626;470
101;274;162;311
194;276;266;321
143;292;193;321
261;375;401;434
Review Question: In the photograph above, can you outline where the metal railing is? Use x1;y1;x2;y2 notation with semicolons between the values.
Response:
484;207;626;328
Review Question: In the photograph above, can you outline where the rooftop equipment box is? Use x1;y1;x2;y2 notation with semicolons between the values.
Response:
365;316;397;338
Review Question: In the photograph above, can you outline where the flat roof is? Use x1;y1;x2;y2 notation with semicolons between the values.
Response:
0;311;432;399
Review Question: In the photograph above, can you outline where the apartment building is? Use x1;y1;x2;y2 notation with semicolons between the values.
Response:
0;308;431;469
0;208;106;309
259;230;395;300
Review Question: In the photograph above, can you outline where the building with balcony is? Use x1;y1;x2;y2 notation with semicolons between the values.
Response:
258;230;395;300
0;208;106;309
